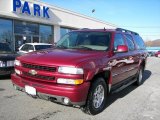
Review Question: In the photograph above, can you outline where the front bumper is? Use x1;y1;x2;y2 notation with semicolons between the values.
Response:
11;73;90;106
0;67;14;76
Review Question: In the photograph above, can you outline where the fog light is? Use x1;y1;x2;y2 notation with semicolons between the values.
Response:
63;97;70;104
15;69;21;75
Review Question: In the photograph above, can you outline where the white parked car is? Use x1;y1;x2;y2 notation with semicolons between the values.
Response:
17;43;52;55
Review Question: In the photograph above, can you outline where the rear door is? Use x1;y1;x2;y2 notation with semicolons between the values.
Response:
124;34;139;77
133;34;147;66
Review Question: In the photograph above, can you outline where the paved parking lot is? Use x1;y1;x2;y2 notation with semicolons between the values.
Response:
0;57;160;120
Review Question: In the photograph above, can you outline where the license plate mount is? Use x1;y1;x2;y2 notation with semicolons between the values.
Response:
25;85;36;96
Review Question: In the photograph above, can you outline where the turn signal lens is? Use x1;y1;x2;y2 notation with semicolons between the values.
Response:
57;78;83;85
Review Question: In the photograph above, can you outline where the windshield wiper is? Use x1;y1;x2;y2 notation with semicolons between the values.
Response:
73;46;94;50
56;45;68;49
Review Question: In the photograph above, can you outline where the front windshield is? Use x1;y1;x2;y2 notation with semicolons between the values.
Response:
56;31;111;51
0;43;12;53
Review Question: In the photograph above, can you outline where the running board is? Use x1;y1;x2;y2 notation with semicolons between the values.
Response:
111;79;137;94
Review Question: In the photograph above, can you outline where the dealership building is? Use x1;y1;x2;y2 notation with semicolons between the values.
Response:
0;0;116;51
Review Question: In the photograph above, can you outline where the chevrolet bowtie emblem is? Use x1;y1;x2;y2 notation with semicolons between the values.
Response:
29;70;37;75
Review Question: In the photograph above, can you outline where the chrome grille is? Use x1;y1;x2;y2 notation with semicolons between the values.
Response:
22;63;56;72
22;72;55;81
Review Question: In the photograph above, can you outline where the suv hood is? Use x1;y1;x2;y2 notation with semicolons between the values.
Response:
18;49;108;66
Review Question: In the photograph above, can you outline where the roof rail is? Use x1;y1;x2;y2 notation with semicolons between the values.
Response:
80;28;90;30
116;28;139;35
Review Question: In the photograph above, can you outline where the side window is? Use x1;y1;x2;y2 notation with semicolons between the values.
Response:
114;33;125;50
28;45;34;51
21;45;29;51
133;35;146;50
125;34;135;51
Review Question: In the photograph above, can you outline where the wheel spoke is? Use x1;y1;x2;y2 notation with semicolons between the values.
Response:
93;85;104;108
139;69;142;83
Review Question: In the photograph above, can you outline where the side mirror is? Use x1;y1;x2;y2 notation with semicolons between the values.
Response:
115;45;128;53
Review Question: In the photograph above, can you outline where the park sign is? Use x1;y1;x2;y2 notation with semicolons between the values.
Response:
13;0;50;18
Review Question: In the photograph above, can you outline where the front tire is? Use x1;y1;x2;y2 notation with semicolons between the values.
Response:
82;77;107;115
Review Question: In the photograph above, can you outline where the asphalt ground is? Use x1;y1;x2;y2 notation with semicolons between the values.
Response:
0;57;160;120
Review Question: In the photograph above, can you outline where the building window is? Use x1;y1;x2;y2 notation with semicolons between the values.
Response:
0;18;13;51
40;25;53;43
60;27;74;38
14;20;39;35
14;20;39;51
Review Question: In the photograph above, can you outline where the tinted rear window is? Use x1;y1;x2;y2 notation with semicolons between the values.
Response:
133;35;146;50
35;45;52;50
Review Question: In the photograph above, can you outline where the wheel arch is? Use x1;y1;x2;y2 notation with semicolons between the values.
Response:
91;70;112;94
141;59;146;72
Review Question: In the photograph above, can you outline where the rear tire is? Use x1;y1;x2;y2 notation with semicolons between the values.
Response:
82;77;107;115
136;67;143;86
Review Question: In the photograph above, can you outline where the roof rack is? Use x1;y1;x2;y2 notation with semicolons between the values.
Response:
80;28;90;30
116;28;139;35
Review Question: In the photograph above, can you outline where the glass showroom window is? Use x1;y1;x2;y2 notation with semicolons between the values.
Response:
14;20;39;35
14;20;39;51
0;18;13;52
40;25;53;43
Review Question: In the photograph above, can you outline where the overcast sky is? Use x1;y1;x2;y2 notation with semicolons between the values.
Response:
43;0;160;41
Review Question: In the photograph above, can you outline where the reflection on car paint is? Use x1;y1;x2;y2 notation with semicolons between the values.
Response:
108;57;134;67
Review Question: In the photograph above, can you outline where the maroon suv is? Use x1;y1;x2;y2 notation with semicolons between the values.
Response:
155;50;160;57
11;28;147;115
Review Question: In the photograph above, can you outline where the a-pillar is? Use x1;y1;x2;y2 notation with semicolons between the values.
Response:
54;25;60;43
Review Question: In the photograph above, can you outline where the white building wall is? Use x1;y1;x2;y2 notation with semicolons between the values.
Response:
54;25;60;42
0;0;117;42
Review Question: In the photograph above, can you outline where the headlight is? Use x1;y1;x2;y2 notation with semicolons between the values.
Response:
58;67;84;74
0;61;5;67
14;60;21;66
15;69;21;75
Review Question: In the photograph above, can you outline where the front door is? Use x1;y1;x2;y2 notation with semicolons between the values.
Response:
111;33;129;85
